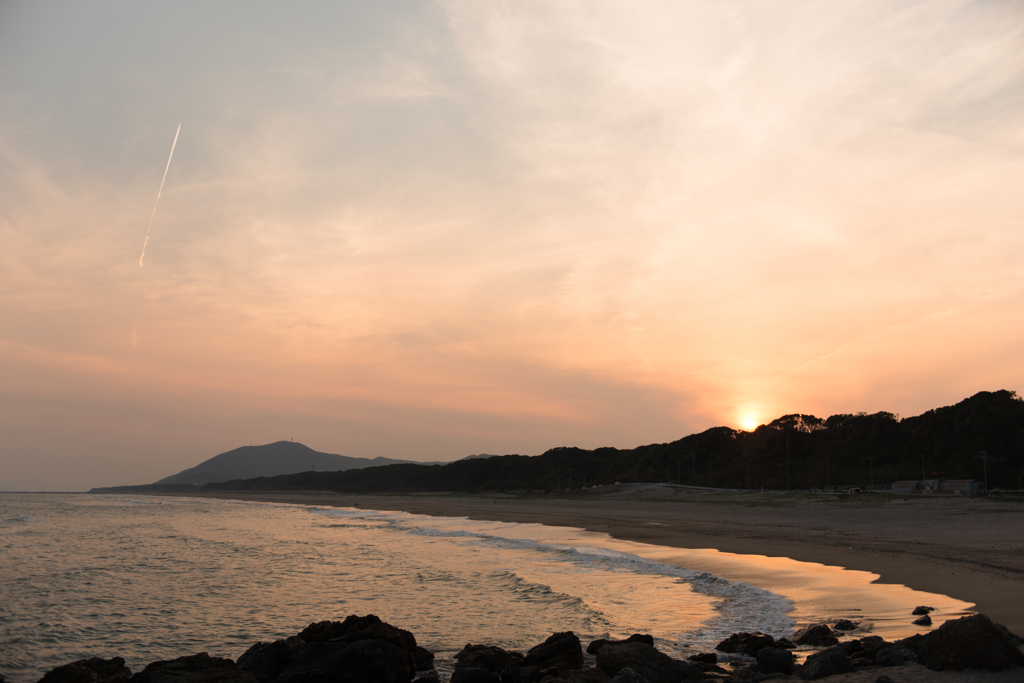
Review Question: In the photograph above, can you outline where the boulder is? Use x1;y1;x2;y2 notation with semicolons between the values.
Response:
756;647;794;675
873;676;895;683
38;656;132;683
874;645;916;667
911;614;1024;671
833;620;858;631
553;667;612;683
792;625;839;647
525;632;583;673
453;644;525;681
911;606;934;616
715;632;776;657
297;615;383;643
275;638;414;683
236;636;304;681
911;615;931;627
586;635;653;655
414;646;435;672
609;669;644;683
685;652;716;664
449;669;500;683
127;652;258;683
595;642;702;683
799;649;850;680
774;638;796;650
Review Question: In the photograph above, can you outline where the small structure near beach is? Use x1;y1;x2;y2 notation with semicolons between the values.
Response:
891;479;985;496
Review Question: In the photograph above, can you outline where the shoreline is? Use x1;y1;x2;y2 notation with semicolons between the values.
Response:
151;486;1024;636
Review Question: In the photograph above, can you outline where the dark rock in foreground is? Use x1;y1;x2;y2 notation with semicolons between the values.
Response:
32;611;1024;683
792;624;839;647
715;632;776;657
128;652;258;683
594;641;702;682
902;613;1024;671
37;657;131;683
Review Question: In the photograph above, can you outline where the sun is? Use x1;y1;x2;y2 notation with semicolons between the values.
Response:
741;415;758;431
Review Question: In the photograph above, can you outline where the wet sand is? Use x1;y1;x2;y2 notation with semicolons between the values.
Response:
170;486;1024;635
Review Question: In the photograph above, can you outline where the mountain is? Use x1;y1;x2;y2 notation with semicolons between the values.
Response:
196;390;1024;494
151;441;436;486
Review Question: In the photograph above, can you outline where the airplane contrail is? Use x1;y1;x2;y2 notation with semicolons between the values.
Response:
139;124;180;267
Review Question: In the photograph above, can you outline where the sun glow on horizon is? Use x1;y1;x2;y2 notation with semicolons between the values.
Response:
741;414;758;431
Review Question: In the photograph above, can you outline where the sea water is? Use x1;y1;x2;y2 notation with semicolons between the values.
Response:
0;493;971;682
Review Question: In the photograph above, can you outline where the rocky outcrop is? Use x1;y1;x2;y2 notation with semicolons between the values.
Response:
715;632;776;657
904;614;1024;671
33;612;1024;683
911;614;931;626
37;657;131;683
756;646;795;675
586;635;653;655
594;641;702;683
128;652;258;683
524;632;584;674
911;606;934;616
792;624;839;647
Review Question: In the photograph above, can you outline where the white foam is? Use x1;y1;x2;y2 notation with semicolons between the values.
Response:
5;516;37;522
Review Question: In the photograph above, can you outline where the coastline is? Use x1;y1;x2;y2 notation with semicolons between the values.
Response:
153;486;1024;636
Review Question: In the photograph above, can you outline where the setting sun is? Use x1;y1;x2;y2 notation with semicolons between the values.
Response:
741;415;758;431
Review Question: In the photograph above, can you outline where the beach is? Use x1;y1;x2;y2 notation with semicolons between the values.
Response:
168;486;1024;638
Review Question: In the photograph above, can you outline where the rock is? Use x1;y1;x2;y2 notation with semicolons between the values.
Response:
449;669;500;683
595;642;702;683
874;645;916;667
127;652;258;683
525;632;583;673
911;614;932;626
715;632;776;657
833;620;858;631
774;638;796;650
416;672;441;683
38;656;132;683
911;613;1024;671
414;646;435;671
685;652;716;664
297;615;384;642
275;638;414;683
454;644;525;674
911;606;934;616
556;667;612;683
756;647;794;675
236;636;304;681
792;625;839;647
586;635;654;655
799;649;850;680
873;676;895;683
608;668;644;683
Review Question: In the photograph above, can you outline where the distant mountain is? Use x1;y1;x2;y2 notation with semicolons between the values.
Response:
151;441;438;486
195;389;1024;494
459;454;499;460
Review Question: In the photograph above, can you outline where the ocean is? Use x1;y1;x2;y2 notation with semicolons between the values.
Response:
0;493;971;682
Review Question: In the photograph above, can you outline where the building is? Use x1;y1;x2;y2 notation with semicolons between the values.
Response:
890;479;986;495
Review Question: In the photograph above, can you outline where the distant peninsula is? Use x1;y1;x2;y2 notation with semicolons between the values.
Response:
91;390;1024;495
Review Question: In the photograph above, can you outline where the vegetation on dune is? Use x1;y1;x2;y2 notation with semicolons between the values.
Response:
201;390;1024;494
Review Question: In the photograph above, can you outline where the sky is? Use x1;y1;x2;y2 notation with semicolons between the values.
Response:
2;1;1023;491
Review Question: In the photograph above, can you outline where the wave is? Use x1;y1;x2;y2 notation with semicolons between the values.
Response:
4;516;37;523
312;507;794;646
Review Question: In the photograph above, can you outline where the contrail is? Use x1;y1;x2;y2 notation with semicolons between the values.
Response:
139;124;180;267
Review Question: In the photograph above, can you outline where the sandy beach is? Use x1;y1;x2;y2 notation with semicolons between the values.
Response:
161;486;1024;682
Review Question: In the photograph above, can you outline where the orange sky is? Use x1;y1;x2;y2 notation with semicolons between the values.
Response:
2;1;1023;490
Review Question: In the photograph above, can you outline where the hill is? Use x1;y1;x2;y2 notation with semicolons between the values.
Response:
196;390;1024;495
150;441;435;486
